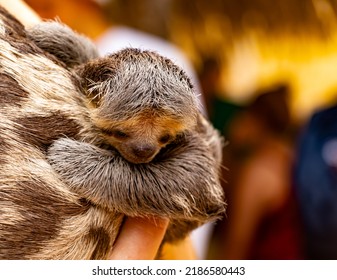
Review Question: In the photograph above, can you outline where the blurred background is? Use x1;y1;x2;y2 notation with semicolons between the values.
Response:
24;0;337;260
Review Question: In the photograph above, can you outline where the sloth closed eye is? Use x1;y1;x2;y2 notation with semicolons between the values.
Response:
159;134;172;144
102;128;129;139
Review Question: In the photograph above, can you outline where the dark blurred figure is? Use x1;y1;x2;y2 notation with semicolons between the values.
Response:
208;84;304;259
293;102;337;259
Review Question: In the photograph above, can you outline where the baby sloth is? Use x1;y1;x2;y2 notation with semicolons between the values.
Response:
28;22;202;164
29;22;225;244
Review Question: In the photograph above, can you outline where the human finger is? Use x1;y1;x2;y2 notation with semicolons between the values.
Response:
108;216;169;260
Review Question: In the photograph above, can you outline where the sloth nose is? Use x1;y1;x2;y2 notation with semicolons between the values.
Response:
132;144;156;159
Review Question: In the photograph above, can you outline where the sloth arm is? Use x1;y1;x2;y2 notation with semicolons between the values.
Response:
47;125;225;223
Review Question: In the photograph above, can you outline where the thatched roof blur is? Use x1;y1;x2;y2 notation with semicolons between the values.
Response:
104;0;337;68
175;0;334;36
105;0;337;39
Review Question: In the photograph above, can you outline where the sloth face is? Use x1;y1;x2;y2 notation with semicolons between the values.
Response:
79;49;200;163
93;112;189;164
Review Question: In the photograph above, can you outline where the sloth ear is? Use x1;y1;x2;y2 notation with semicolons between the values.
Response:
75;58;117;105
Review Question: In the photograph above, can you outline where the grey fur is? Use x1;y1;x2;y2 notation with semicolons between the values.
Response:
80;49;200;121
0;6;225;259
27;21;99;68
47;119;224;218
47;118;225;243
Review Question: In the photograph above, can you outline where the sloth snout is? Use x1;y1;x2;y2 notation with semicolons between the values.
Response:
132;144;157;159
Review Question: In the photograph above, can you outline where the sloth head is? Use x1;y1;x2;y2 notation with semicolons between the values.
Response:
76;48;200;164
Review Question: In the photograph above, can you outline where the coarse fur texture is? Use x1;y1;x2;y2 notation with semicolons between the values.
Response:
27;20;99;69
0;6;225;259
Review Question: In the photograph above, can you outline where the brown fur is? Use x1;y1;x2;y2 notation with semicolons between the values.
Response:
14;113;82;151
0;73;29;106
0;6;225;259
